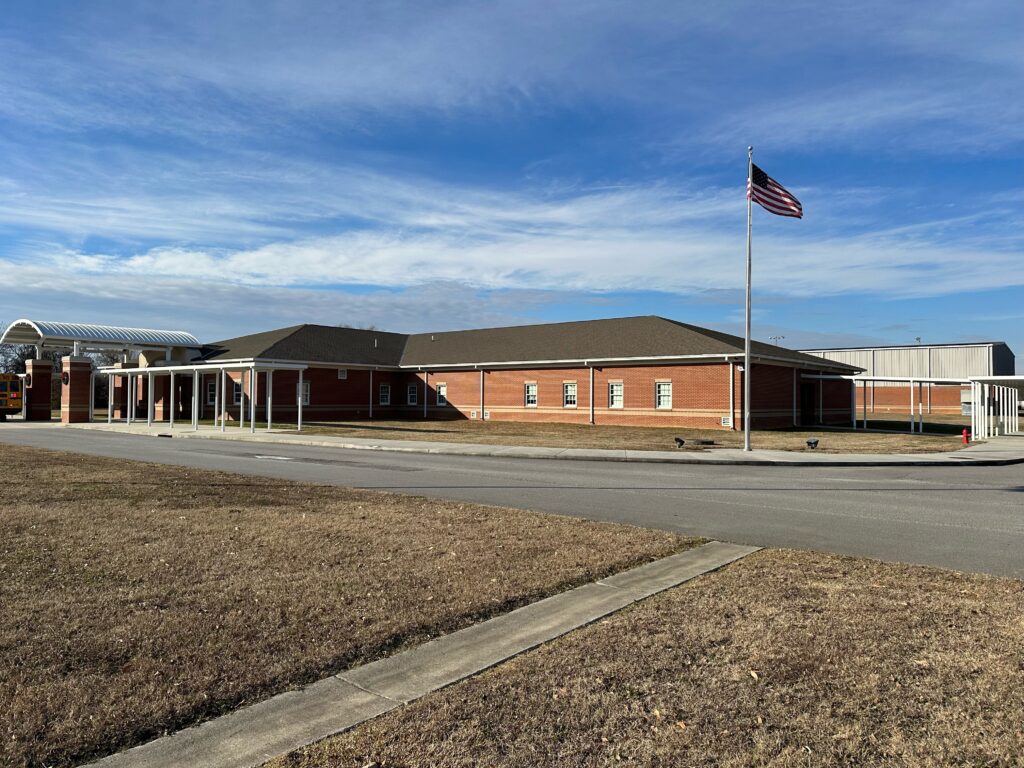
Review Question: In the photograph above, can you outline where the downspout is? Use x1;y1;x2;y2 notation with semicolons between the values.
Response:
589;364;594;425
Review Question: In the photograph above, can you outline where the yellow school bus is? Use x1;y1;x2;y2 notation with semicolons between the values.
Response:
0;373;24;418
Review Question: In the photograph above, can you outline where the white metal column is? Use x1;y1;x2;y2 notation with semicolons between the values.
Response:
479;369;484;420
297;370;304;431
89;372;95;422
193;371;200;430
239;370;245;430
970;382;977;440
169;371;175;428
423;372;428;419
788;367;794;428
127;375;134;424
147;371;154;427
266;370;273;431
908;379;914;433
107;373;113;425
850;380;856;428
220;369;227;432
250;367;257;434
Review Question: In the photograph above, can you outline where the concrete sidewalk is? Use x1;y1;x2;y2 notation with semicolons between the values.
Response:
85;540;759;768
64;422;1024;466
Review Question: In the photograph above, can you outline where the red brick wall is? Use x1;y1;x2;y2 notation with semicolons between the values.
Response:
110;361;856;429
855;384;964;414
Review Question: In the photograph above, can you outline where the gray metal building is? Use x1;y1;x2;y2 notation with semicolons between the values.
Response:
799;342;1015;380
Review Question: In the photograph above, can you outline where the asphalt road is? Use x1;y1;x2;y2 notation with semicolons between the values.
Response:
3;426;1023;578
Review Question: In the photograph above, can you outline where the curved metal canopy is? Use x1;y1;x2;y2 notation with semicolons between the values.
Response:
0;319;200;349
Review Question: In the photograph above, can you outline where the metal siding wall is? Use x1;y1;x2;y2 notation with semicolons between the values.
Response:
930;346;990;378
805;345;998;381
804;349;871;371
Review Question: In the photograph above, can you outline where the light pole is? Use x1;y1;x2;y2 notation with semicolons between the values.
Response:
769;335;785;346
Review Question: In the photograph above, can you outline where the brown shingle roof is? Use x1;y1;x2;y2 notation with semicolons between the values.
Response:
202;325;407;366
199;316;860;373
401;316;859;371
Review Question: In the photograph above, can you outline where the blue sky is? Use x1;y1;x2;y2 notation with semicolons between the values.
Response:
1;1;1021;365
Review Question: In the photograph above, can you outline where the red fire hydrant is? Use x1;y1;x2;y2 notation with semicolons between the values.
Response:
962;428;970;445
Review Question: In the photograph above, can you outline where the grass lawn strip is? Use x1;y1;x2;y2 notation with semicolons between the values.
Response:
270;549;1024;768
292;418;967;454
0;445;695;768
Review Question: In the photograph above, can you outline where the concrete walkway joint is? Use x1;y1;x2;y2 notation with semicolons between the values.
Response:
84;540;759;768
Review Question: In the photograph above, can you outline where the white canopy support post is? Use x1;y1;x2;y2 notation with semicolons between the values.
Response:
193;371;199;430
169;371;175;428
850;380;856;428
250;367;257;434
214;371;221;430
266;369;273;431
908;379;914;434
297;369;304;431
107;373;113;425
147;371;154;427
970;382;977;440
423;371;428;419
220;368;227;432
983;383;990;438
917;381;923;433
862;380;868;429
89;371;95;422
239;370;245;430
127;375;133;424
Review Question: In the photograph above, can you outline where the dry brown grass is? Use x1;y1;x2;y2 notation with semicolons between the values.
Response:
296;418;966;454
0;444;694;768
272;549;1024;768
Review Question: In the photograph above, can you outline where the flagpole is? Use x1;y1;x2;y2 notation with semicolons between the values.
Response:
744;145;753;452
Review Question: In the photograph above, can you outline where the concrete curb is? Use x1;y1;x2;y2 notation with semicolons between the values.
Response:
83;541;759;768
163;430;1024;468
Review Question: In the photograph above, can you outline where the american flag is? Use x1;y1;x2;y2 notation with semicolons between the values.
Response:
747;163;802;218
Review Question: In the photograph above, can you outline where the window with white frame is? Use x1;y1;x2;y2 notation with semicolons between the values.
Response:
233;380;242;406
655;381;672;409
563;382;577;408
298;381;310;405
407;383;418;405
608;381;624;409
337;368;348;380
379;383;391;406
524;382;538;407
206;379;216;405
436;383;447;406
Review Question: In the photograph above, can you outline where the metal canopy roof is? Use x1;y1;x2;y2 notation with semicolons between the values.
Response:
0;319;200;349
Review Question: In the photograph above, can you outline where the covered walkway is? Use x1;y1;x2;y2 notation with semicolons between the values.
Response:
98;361;309;433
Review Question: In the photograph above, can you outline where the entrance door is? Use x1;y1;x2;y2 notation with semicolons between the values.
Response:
799;383;817;426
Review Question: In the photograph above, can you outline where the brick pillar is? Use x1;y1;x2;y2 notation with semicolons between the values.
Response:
155;375;172;422
112;375;129;419
24;359;53;421
61;356;93;424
